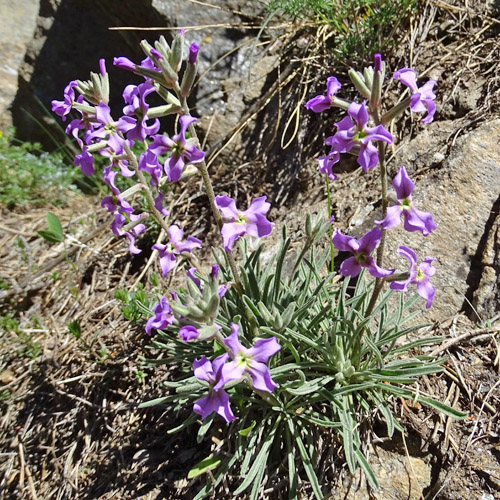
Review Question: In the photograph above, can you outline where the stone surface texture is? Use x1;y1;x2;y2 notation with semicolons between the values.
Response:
380;120;500;321
331;446;431;500
0;0;40;129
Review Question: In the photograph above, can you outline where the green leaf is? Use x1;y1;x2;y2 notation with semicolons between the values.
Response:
234;417;280;495
47;212;64;240
37;230;64;243
188;456;222;479
197;414;214;443
354;448;379;488
382;385;468;419
239;420;256;436
294;423;323;499
138;396;171;408
339;401;357;473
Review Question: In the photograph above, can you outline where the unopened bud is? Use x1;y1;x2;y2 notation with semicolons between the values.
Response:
99;58;107;76
169;31;184;73
180;60;198;98
189;43;199;64
348;69;371;99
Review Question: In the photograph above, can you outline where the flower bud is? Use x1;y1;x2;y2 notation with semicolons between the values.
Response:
305;213;333;243
189;43;199;64
180;59;198;98
196;325;220;341
348;69;371;99
99;58;107;76
370;54;384;111
363;67;374;89
141;39;177;88
380;96;412;125
154;85;181;106
169;31;184;73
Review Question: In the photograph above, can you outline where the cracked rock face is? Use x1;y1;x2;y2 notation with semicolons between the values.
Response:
2;0;264;149
376;119;500;321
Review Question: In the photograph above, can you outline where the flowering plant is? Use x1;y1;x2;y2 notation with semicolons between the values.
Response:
54;33;466;499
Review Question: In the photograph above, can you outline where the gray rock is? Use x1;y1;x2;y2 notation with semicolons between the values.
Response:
4;0;266;148
382;119;500;321
0;0;40;129
329;446;431;500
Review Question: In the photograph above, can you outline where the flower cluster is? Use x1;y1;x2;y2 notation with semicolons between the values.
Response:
52;32;273;279
306;55;438;308
193;323;280;422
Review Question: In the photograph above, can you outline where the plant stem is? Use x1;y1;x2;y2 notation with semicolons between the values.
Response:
123;142;171;236
177;93;244;294
325;174;335;273
365;139;388;317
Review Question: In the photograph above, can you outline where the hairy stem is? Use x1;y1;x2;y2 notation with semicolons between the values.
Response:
177;92;244;294
124;142;171;235
366;139;388;317
326;174;335;273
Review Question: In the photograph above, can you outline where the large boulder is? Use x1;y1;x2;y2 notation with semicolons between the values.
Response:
0;0;40;130
2;0;267;149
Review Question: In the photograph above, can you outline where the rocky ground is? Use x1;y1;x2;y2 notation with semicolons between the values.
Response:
0;0;499;499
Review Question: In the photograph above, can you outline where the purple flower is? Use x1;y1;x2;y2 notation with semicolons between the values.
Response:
179;325;199;342
111;212;145;254
99;141;135;177
219;324;280;393
145;297;174;335
122;83;160;141
393;68;436;124
318;150;339;181
390;246;436;308
152;225;202;276
375;166;436;236
154;191;169;216
305;76;342;113
100;168;134;214
138;150;163;186
149;115;205;182
189;43;199;64
113;57;136;72
332;228;395;278
187;267;202;290
329;102;393;171
214;195;273;252
74;146;95;176
87;103;136;152
114;56;163;84
52;81;78;120
193;354;236;423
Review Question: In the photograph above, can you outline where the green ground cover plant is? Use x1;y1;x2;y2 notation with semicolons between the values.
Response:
266;0;418;59
0;129;77;209
51;29;467;499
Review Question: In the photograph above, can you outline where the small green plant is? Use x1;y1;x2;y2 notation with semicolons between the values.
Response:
38;212;64;243
0;389;11;402
134;368;148;384
266;0;418;60
115;286;152;322
67;319;82;339
54;33;466;498
0;313;20;333
0;129;77;209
